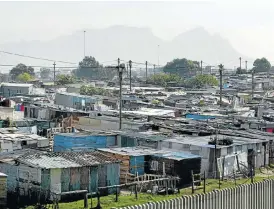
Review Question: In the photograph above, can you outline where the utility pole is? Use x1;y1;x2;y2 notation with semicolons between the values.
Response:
84;30;86;57
145;61;148;83
126;63;129;78
252;70;255;99
239;57;242;69
53;62;56;86
118;58;122;130
153;64;156;76
215;123;219;179
219;64;224;107
245;60;248;71
200;60;203;75
129;60;132;92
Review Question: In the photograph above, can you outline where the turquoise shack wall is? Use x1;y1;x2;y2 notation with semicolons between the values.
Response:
54;133;117;152
40;164;120;195
129;156;145;175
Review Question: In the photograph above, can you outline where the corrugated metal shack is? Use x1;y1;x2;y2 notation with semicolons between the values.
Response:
161;133;270;177
145;152;201;187
0;172;7;208
55;92;102;110
0;128;49;152
53;131;118;151
119;131;166;149
98;147;201;186
0;151;120;206
99;147;161;183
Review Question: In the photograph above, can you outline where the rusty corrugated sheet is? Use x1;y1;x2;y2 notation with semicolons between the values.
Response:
70;168;80;191
0;176;7;207
98;165;107;195
50;168;61;198
80;167;89;190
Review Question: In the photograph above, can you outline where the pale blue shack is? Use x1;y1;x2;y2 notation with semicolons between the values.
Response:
0;151;120;204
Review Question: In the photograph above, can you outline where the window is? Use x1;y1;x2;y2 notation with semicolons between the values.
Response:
150;161;159;171
21;141;27;146
236;145;242;153
227;147;233;155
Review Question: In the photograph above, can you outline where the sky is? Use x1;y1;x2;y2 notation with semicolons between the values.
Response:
1;0;274;63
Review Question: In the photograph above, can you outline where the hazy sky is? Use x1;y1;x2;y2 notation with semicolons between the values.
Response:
1;0;274;62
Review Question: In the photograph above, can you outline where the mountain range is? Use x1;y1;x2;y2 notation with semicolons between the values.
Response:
0;26;248;71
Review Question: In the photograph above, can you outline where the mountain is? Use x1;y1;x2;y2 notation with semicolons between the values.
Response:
0;26;248;72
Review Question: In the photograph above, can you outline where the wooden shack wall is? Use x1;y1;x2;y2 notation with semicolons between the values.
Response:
0;176;7;207
99;151;130;184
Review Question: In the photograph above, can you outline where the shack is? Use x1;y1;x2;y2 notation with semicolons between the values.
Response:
0;151;120;205
98;146;201;187
53;131;118;151
0;128;49;152
161;133;270;177
0;83;34;98
145;152;201;187
99;147;161;184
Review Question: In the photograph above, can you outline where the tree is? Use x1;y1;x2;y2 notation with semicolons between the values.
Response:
79;56;101;68
253;58;271;73
10;64;35;80
40;68;51;79
163;58;199;77
186;74;218;88
147;73;183;87
56;74;76;85
80;85;110;96
73;56;116;80
236;67;247;74
16;73;33;82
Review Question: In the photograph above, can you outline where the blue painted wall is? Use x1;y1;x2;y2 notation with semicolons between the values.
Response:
106;164;120;193
129;156;145;175
53;133;116;151
185;113;216;120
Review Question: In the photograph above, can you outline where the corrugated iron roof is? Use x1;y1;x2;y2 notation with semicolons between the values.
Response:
99;146;162;156
152;151;201;161
17;151;119;169
98;147;201;159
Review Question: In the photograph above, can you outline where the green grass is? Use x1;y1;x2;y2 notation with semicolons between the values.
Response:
26;172;274;209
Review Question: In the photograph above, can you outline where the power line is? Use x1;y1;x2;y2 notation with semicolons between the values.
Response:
0;50;78;64
101;59;119;64
0;64;78;68
0;50;119;66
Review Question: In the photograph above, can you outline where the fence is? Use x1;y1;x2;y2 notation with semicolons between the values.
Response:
118;179;274;209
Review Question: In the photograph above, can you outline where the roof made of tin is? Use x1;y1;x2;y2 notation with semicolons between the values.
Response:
17;151;119;169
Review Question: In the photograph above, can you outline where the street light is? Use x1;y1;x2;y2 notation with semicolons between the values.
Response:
105;60;126;130
129;60;132;92
218;64;224;107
